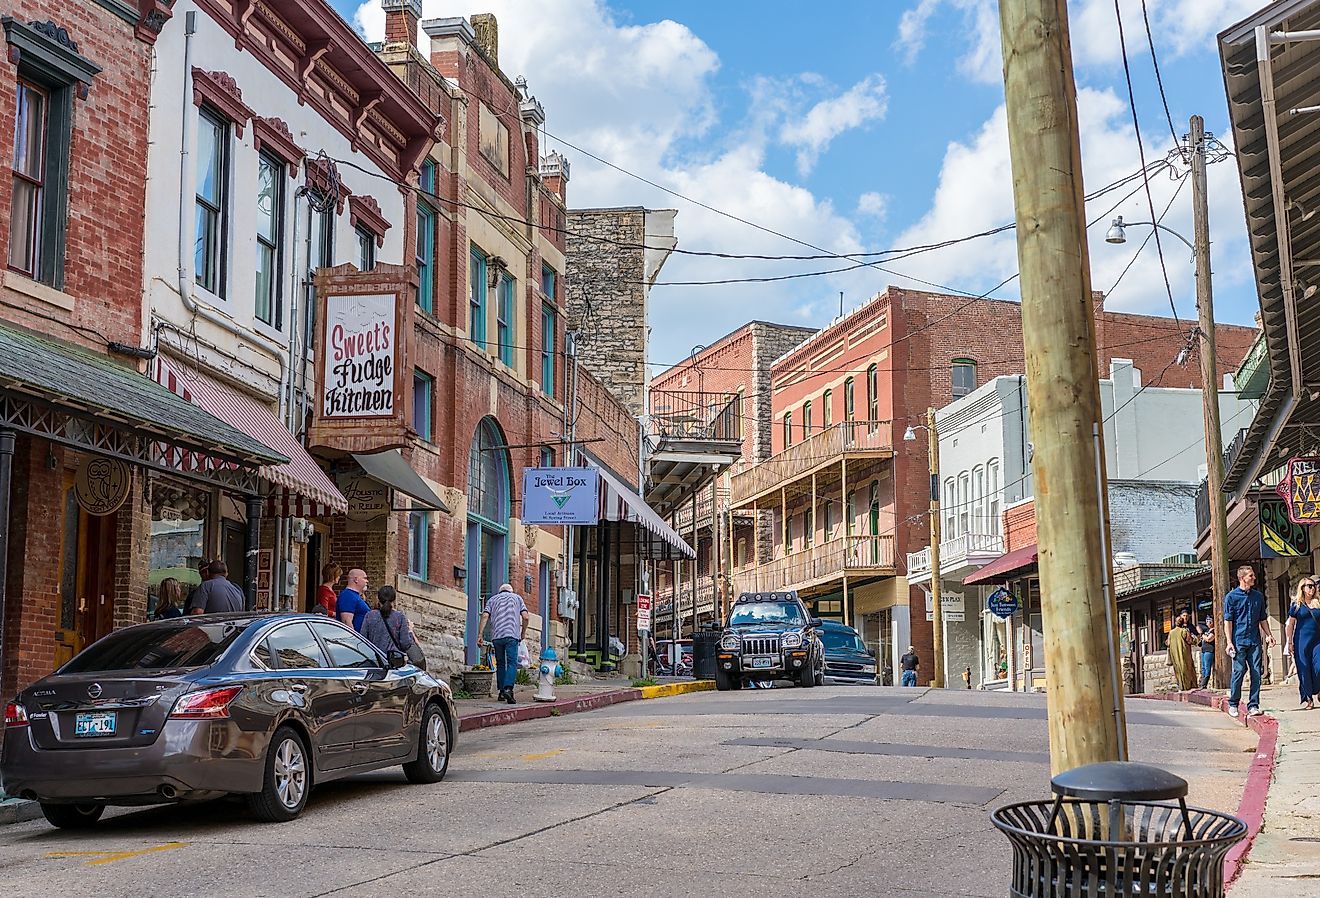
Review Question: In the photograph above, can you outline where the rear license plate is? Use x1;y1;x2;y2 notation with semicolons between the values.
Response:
751;657;773;669
74;712;116;737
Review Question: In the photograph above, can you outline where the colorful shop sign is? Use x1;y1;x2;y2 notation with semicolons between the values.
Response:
1277;455;1320;525
1259;496;1311;558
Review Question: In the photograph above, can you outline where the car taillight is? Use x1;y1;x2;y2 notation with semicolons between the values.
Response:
4;702;28;728
170;686;243;720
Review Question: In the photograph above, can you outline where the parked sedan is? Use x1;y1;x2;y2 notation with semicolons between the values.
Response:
819;621;879;685
2;613;456;828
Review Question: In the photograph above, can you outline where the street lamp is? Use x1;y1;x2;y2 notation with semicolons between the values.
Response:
905;408;944;688
1105;216;1195;255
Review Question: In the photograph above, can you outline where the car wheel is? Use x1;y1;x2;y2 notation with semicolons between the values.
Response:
41;802;104;830
798;666;815;688
403;702;451;784
247;726;311;823
714;667;736;691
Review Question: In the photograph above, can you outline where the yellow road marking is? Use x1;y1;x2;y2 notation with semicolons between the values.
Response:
47;842;187;865
521;749;564;761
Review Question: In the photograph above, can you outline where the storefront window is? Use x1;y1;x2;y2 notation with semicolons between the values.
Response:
149;483;210;618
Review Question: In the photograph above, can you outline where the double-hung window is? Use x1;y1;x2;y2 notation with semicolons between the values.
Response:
413;369;433;441
496;272;515;366
408;511;429;580
866;364;879;424
356;225;376;271
195;108;229;297
803;401;813;439
539;446;555;467
844;377;855;421
540;303;556;396
822;389;833;428
9;80;47;279
469;246;487;347
416;161;437;314
783;412;793;448
541;263;556;299
254;152;284;327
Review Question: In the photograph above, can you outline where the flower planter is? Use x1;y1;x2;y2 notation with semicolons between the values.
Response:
461;669;495;697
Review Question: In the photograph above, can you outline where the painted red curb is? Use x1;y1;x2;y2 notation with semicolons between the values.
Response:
457;687;643;732
1131;690;1279;888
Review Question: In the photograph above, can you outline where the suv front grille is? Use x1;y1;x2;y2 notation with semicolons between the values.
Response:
742;636;782;656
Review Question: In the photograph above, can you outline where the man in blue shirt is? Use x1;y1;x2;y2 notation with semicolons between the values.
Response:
336;568;372;632
1223;564;1276;718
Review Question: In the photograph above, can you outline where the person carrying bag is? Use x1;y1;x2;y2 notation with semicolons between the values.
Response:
361;586;427;670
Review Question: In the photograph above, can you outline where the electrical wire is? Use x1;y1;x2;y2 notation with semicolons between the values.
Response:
1139;0;1182;153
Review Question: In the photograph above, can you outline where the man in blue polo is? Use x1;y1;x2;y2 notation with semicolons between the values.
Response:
1223;564;1276;718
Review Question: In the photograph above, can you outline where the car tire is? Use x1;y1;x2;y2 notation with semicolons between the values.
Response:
798;666;815;688
403;702;451;784
41;802;104;830
715;668;736;691
247;726;311;823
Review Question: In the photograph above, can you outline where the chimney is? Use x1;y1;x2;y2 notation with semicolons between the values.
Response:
540;151;570;202
382;0;422;46
471;13;498;65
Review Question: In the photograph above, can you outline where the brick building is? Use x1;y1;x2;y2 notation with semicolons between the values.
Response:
0;3;285;698
727;286;1258;683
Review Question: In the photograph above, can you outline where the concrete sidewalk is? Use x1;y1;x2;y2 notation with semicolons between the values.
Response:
1230;684;1320;896
453;677;713;731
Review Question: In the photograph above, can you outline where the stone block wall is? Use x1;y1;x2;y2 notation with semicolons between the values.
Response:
1141;651;1177;693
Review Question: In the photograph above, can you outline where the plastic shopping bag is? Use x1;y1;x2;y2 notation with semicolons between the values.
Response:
517;639;532;669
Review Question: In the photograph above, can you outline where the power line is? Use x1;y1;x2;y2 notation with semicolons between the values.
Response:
1139;0;1182;152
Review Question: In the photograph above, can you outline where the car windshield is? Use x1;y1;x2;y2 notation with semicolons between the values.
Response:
60;622;249;673
822;629;866;653
728;602;805;627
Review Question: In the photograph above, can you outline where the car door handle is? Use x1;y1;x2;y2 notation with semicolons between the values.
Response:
350;683;368;695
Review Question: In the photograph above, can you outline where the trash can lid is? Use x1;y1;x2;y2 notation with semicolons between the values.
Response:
1050;762;1188;802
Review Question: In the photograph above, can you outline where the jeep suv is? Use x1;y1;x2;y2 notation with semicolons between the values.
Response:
714;592;825;690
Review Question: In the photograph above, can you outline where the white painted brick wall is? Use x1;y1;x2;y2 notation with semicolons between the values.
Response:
1107;480;1199;563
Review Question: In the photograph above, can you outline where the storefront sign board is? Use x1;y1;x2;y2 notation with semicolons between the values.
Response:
925;591;965;622
323;293;397;418
1277;455;1320;525
521;468;600;524
74;457;131;516
987;587;1019;619
340;474;391;530
1260;495;1311;557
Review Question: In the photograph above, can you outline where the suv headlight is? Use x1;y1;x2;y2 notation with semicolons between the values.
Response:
719;634;741;651
781;632;803;648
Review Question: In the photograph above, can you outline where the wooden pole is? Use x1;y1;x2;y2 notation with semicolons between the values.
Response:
1190;114;1231;690
998;0;1127;772
928;406;945;687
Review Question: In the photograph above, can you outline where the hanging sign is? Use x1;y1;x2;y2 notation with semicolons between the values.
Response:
339;474;390;528
1276;456;1320;525
74;457;131;516
636;594;653;633
521;468;600;525
987;587;1019;619
322;293;398;418
924;591;965;622
1259;496;1310;558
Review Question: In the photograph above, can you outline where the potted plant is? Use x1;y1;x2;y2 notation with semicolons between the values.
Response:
461;664;495;697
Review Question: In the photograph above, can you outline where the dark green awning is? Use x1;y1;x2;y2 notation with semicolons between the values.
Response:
0;322;285;467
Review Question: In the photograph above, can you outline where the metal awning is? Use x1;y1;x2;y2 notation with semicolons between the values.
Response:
156;357;347;517
0;322;281;492
353;450;451;513
586;456;695;560
963;544;1039;585
1219;2;1320;497
645;437;743;519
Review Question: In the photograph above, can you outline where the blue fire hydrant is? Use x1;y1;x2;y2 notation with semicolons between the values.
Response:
535;647;562;703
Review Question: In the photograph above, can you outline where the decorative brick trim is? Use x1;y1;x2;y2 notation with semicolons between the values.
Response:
252;116;305;175
349;195;391;248
191;67;253;137
135;0;173;43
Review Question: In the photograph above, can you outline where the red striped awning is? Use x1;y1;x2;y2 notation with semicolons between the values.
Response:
154;357;348;516
586;457;694;560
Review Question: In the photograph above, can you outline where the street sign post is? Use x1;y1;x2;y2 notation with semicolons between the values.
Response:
636;593;652;632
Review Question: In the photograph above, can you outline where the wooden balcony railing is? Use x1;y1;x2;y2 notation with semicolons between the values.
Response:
730;421;892;507
732;534;894;593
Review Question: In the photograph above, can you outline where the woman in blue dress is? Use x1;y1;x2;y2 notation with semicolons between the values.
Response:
1286;577;1320;709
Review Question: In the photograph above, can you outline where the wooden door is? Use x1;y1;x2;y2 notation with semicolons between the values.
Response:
76;509;118;649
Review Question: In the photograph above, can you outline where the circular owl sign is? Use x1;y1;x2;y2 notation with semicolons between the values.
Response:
74;457;132;516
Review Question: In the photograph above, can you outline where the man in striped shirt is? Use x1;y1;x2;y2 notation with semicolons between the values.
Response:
480;583;529;704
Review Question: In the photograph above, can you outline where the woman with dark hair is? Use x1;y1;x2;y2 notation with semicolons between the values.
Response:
360;586;424;668
317;562;342;616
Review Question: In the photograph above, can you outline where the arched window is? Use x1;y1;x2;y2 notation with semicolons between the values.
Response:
822;389;833;428
866;364;879;423
844;377;855;421
952;358;978;399
468;418;510;526
783;411;793;448
803;400;813;439
466;417;512;662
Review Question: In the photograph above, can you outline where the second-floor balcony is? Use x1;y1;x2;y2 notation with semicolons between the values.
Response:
906;532;1006;586
731;420;892;508
732;534;895;595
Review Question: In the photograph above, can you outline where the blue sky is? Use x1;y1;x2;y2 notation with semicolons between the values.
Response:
336;0;1264;371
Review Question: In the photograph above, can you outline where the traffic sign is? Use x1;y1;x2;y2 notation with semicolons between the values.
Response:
636;593;652;632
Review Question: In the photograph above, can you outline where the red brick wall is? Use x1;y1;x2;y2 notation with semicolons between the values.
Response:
2;438;62;699
1004;500;1038;553
652;327;756;460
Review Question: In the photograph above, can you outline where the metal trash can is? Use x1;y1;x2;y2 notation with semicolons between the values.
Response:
691;628;719;680
991;762;1247;898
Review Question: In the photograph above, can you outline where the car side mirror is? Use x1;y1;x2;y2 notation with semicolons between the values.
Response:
809;617;823;629
386;650;407;669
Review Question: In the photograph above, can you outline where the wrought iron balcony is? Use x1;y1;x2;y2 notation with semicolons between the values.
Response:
731;534;895;594
730;421;893;507
649;389;743;443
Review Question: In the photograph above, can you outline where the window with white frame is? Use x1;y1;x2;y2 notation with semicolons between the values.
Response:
957;472;970;536
988;458;1001;535
943;477;956;535
972;465;985;534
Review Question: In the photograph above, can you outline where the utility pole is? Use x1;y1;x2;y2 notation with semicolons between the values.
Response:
927;407;945;688
998;0;1127;772
1190;115;1231;690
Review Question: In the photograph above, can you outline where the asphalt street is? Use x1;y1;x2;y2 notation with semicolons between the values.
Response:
0;686;1255;898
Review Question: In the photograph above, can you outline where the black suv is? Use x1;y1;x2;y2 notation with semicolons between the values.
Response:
714;592;825;690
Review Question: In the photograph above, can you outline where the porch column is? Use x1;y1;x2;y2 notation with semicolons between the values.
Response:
0;430;15;670
244;496;262;610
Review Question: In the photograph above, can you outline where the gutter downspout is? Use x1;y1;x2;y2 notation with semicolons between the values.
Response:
1257;25;1304;402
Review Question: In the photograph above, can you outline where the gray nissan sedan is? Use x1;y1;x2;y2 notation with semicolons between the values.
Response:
1;613;457;828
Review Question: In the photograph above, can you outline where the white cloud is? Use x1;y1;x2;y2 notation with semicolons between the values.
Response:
857;192;889;220
779;75;888;175
896;0;941;63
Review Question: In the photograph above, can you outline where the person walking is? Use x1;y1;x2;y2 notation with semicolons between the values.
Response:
1197;614;1216;689
360;586;421;664
479;583;529;705
336;568;371;632
1285;576;1320;710
154;578;185;619
186;561;245;614
900;646;920;687
1224;564;1277;718
1167;612;1198;692
317;562;341;617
